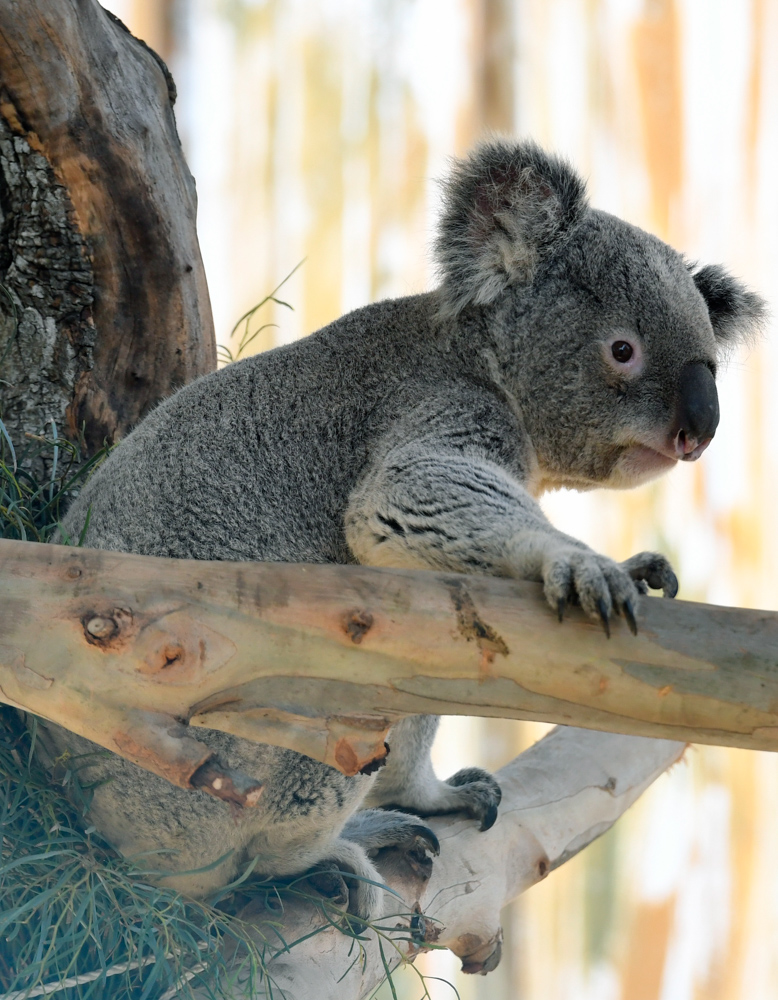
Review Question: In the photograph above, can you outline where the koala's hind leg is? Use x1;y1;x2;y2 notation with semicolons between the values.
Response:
364;716;502;832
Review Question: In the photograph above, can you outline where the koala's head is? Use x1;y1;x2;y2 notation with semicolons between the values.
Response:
435;138;768;492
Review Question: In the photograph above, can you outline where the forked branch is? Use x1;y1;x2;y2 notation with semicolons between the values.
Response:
207;727;684;998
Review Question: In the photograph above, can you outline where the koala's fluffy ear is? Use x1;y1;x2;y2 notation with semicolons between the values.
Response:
692;263;768;350
435;138;588;316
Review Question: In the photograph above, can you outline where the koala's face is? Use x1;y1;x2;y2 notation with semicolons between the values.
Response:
435;140;766;494
516;211;726;491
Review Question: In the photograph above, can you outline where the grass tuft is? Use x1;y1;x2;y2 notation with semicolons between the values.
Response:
0;710;440;999
0;710;274;999
0;421;108;543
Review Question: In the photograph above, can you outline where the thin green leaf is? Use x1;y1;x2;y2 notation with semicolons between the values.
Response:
77;504;93;547
237;322;279;354
378;938;398;1000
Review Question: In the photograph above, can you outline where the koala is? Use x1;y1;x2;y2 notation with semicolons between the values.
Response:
38;139;765;921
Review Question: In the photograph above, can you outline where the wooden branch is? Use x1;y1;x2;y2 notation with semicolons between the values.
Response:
0;0;215;451
0;537;773;800
207;728;684;998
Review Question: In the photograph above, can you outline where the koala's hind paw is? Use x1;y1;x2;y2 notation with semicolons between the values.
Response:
620;551;678;599
342;808;440;881
383;769;502;831
303;837;384;921
305;863;351;909
445;767;502;831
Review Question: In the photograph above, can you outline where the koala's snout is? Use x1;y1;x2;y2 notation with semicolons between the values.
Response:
673;362;720;461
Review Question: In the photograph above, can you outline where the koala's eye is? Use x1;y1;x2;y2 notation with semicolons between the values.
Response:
611;341;634;363
603;335;643;376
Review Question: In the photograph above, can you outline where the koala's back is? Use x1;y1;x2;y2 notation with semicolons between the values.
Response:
64;293;440;560
44;292;470;895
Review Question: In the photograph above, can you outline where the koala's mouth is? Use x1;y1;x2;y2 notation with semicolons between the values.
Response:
608;443;680;487
617;433;713;482
621;444;678;476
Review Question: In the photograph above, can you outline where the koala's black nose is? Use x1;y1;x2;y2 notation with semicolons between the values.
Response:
674;362;720;461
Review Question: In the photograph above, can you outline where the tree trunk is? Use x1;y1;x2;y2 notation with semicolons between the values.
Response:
0;0;215;453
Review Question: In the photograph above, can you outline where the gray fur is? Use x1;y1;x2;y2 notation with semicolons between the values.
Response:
40;139;765;919
435;138;589;315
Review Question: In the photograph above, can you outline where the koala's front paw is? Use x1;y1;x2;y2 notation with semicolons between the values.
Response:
444;767;502;831
543;546;677;636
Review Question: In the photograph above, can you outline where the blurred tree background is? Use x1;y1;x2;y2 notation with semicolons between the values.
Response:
103;2;778;997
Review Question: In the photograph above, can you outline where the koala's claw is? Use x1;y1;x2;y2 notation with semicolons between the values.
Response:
557;598;566;623
404;826;441;879
597;597;611;639
480;801;499;832
622;599;638;636
405;823;441;858
378;818;440;881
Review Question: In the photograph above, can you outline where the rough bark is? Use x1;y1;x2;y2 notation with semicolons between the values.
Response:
202;728;684;999
0;116;95;452
0;0;215;453
0;537;772;805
